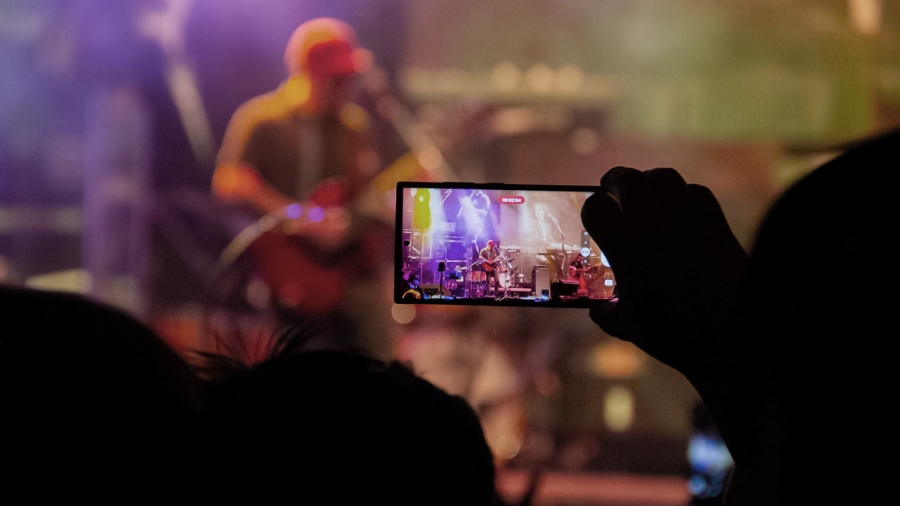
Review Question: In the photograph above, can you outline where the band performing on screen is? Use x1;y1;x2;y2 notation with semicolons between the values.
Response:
397;184;616;305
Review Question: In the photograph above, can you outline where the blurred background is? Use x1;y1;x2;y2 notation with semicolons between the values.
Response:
3;1;899;504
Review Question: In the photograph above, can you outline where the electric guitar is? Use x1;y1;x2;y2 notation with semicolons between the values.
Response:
214;161;416;318
480;254;505;273
568;263;600;276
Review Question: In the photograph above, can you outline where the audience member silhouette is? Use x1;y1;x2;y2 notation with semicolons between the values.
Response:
580;127;900;505
1;284;204;502
1;283;498;504
193;324;497;505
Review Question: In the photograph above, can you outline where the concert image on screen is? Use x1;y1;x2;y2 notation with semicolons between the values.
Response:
395;182;616;307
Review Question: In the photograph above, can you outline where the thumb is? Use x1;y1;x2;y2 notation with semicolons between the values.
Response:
580;191;625;259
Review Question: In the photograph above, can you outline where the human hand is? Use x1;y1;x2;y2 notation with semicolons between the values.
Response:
580;167;748;371
211;164;264;203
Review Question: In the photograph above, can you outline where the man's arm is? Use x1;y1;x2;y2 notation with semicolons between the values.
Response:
212;162;293;215
212;91;296;215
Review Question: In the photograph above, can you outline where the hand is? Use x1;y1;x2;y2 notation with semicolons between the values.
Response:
211;163;264;203
580;167;748;372
212;163;294;214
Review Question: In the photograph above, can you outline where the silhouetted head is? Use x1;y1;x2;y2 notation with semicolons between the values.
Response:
739;127;900;503
199;349;496;505
1;285;203;500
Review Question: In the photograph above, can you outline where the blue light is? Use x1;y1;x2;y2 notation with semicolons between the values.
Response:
285;203;303;219
688;476;708;496
308;206;326;223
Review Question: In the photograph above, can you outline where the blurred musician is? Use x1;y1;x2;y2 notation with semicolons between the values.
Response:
212;17;377;218
209;17;394;357
533;202;564;244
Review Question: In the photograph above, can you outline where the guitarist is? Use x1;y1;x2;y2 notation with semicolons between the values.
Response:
567;251;597;294
212;17;380;218
478;240;504;297
210;17;393;355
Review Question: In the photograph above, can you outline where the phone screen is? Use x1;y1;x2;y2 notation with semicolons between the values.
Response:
394;181;616;307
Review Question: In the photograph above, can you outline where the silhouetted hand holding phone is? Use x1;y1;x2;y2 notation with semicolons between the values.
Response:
580;128;900;505
580;166;748;374
580;167;761;504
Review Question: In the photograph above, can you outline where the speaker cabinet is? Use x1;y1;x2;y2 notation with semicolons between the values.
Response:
532;266;550;298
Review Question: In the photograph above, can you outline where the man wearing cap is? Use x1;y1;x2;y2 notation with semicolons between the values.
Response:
212;17;378;215
478;240;504;297
210;18;394;358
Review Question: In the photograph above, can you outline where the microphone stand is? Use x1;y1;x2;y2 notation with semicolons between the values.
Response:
549;215;565;241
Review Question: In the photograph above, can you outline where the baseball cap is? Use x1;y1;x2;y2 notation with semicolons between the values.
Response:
284;17;372;78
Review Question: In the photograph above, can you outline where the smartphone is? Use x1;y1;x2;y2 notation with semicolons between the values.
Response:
394;181;616;307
